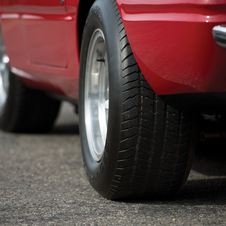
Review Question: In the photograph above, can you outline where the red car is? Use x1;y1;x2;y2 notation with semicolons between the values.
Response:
0;0;225;200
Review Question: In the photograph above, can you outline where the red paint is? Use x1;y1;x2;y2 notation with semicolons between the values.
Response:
1;0;226;99
117;0;226;94
0;0;80;99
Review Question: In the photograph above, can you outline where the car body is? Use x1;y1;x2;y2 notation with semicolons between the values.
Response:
1;0;226;101
1;0;226;199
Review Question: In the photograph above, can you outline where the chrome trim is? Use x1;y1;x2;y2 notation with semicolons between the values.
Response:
212;25;226;48
11;67;38;81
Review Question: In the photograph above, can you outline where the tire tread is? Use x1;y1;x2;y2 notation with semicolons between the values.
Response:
104;0;197;200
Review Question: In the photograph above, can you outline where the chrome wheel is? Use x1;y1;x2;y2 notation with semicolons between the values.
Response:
84;29;109;162
0;45;9;111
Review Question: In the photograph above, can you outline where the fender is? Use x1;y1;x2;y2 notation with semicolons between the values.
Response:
116;0;226;95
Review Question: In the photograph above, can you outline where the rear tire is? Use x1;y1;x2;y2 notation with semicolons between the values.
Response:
0;27;60;133
0;70;60;133
79;0;198;200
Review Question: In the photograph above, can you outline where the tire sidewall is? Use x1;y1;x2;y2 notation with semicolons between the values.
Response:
79;0;122;196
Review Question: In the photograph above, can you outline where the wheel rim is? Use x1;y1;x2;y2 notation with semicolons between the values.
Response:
84;29;109;162
0;50;9;111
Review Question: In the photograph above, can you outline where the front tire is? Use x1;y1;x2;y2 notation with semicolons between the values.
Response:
79;0;197;200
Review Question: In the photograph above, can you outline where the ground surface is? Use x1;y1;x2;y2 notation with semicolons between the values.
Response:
1;102;226;225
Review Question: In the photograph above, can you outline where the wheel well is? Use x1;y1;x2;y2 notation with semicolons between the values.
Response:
77;0;95;51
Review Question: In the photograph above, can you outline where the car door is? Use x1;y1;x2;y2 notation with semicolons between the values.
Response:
1;0;80;99
22;0;68;68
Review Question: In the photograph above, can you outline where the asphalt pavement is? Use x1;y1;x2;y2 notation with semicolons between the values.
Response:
1;102;226;225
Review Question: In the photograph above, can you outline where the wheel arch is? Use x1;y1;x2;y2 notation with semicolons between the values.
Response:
77;0;122;51
77;0;96;51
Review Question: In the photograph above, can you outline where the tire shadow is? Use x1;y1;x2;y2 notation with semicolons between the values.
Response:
176;178;226;204
192;139;226;177
173;139;226;204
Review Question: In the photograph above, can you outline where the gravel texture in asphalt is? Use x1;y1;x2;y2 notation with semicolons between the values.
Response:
1;102;226;225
